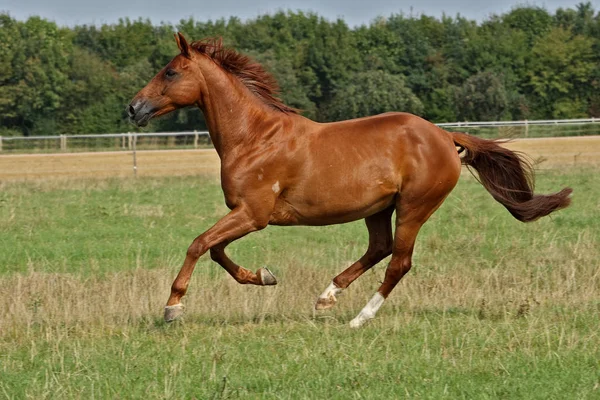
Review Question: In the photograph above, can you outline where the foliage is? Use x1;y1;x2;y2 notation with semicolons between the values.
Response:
322;70;424;121
0;16;72;135
527;27;596;118
455;71;509;121
1;4;600;136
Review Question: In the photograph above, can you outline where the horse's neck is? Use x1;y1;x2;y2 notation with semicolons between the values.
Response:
200;68;278;159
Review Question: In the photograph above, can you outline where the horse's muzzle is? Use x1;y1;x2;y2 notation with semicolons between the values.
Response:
127;99;155;127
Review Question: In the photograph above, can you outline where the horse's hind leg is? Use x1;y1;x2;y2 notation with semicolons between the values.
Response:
349;195;448;328
315;207;394;310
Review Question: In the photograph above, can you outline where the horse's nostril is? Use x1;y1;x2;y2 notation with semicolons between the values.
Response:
128;104;136;117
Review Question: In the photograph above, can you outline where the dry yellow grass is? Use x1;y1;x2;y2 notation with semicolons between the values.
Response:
1;136;598;181
503;136;600;167
0;149;220;181
3;234;598;340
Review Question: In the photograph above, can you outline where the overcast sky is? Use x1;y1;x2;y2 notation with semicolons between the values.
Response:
1;0;591;27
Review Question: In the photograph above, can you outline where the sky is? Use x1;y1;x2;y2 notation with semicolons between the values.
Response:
1;0;591;27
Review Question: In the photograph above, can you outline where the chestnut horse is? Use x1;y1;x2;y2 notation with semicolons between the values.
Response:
128;33;572;327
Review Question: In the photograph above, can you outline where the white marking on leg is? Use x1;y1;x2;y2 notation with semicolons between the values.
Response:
272;181;280;193
315;281;344;310
349;292;385;328
318;281;343;301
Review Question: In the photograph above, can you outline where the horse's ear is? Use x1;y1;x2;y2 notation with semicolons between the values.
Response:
175;32;190;58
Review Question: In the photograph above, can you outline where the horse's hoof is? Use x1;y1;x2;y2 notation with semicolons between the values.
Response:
315;296;336;310
349;317;364;329
164;303;184;322
349;312;374;329
257;267;277;285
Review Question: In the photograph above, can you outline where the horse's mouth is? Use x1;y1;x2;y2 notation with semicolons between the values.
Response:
131;112;152;127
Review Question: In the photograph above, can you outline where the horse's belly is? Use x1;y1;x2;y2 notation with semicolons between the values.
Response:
269;180;397;226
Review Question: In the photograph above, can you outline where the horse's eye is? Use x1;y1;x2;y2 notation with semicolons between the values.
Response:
165;69;177;78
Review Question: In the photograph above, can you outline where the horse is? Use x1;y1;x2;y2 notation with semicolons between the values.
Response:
128;33;572;328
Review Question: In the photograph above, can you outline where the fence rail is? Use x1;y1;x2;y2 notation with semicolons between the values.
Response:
0;131;212;154
1;118;599;154
438;118;600;138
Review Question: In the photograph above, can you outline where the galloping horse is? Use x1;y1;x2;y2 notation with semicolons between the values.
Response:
128;33;572;327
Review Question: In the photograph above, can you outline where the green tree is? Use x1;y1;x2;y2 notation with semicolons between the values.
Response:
249;50;317;118
455;71;509;121
60;48;125;134
0;16;72;135
73;18;158;69
503;6;553;45
527;27;595;118
2;5;600;137
321;70;424;121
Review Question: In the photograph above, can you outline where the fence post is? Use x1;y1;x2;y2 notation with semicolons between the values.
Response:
0;136;2;152
525;120;528;137
132;133;138;177
128;132;132;150
194;130;199;149
60;134;67;151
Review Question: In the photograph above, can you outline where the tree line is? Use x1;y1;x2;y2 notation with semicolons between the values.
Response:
1;3;599;136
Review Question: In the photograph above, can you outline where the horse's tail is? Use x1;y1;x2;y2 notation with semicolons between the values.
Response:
451;132;572;222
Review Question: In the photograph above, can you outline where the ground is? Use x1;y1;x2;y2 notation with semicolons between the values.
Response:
0;137;598;398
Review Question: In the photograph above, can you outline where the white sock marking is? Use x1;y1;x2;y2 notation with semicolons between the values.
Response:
349;292;385;328
318;281;343;301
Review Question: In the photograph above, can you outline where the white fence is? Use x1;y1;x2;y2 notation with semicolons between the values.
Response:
1;118;599;154
437;117;599;128
439;118;600;138
0;131;211;153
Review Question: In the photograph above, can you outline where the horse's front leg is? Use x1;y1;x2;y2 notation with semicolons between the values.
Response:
209;242;277;286
164;205;270;322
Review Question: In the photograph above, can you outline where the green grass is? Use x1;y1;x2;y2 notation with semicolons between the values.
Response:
0;176;372;276
0;168;599;399
2;318;599;399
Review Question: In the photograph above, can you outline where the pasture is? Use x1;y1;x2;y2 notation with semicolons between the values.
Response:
0;139;599;398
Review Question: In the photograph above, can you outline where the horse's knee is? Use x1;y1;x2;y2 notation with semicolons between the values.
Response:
186;239;204;260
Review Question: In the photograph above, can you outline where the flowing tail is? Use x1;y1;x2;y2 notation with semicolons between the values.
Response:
452;132;572;222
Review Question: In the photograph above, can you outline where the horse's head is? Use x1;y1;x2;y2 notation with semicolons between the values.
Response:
128;33;204;127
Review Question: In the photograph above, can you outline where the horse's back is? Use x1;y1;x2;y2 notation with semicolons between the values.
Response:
268;112;460;226
310;112;459;182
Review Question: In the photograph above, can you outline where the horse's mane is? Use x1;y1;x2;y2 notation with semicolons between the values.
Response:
190;38;297;114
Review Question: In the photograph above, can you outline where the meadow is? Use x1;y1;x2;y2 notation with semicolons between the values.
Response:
0;144;599;398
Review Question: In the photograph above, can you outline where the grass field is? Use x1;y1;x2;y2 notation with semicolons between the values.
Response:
0;139;599;398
